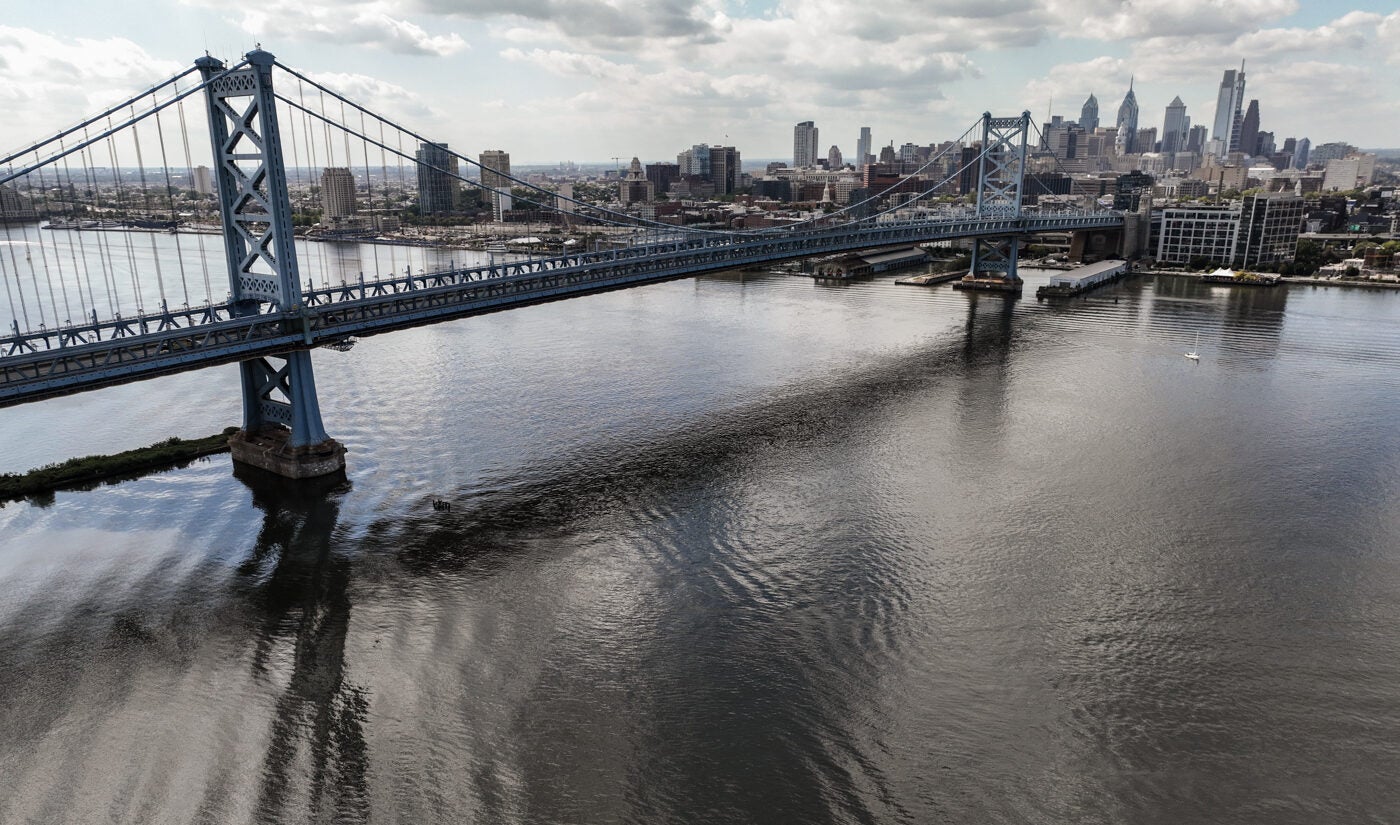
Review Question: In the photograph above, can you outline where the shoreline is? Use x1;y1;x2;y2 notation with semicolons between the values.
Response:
1138;269;1400;290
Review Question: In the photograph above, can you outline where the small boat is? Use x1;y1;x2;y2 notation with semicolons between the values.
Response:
1184;331;1200;361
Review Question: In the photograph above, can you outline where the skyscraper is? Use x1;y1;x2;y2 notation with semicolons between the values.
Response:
1211;63;1246;156
416;142;458;215
1161;96;1189;155
1238;99;1260;158
320;167;356;221
1188;125;1209;154
827;145;843;169
1115;80;1139;155
794;121;819;168
1293;137;1311;170
478;149;511;220
708;146;741;194
856;126;872;169
1080;94;1099;132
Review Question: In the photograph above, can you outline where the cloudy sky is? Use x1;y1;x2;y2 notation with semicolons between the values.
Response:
2;0;1397;165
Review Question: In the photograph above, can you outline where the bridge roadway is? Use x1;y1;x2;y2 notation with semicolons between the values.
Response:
0;210;1122;407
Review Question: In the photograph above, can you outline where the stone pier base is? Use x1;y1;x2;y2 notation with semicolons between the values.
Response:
228;426;347;479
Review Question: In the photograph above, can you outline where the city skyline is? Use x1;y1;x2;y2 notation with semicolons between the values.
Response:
1;2;1398;164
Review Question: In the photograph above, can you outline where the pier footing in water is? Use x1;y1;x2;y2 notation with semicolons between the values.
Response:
229;426;346;479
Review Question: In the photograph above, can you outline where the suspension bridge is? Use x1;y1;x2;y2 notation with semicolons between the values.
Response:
0;49;1125;478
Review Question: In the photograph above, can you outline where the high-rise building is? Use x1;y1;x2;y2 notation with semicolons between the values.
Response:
1211;63;1247;157
192;165;215;196
1255;131;1275;158
1236;193;1304;268
320;167;356;221
1162;96;1189;155
794;121;819;168
478;149;511;219
1080;94;1099;132
1238;99;1260;158
1187;125;1209;154
645;162;679;196
678;144;711;177
416;142;458;215
1293;137;1311;170
1115;79;1139;155
856;126;872;169
1136;127;1158;154
828;145;844;169
1310;142;1357;164
708;146;741;194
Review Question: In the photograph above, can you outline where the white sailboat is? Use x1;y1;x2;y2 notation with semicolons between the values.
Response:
1184;331;1200;361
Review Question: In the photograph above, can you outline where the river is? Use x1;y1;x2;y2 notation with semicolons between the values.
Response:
2;246;1400;823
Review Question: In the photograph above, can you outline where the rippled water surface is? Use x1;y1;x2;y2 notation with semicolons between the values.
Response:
3;263;1400;824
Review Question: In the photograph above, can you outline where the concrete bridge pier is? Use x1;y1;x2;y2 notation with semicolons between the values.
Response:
954;236;1025;294
226;350;346;480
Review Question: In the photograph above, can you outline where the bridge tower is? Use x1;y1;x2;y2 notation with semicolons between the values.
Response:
198;50;346;478
955;111;1032;295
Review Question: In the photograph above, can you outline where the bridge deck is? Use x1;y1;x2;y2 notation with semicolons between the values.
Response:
0;212;1122;407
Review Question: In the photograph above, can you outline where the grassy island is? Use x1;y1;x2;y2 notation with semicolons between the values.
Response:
0;428;238;502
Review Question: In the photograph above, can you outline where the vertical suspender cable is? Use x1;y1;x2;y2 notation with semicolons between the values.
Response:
59;140;98;322
154;94;191;308
1;167;32;331
107;120;145;314
175;90;214;306
31;153;76;326
298;78;329;290
83;138;119;318
15;172;55;330
129;104;169;310
365;110;382;278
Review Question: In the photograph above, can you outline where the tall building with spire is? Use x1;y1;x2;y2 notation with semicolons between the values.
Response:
1115;79;1139;156
1161;96;1189;155
1211;62;1247;157
1079;94;1099;131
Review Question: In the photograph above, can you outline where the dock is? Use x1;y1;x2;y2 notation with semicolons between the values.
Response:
1035;259;1130;299
895;270;964;286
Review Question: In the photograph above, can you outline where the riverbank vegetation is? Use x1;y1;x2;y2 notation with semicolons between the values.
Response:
0;428;237;502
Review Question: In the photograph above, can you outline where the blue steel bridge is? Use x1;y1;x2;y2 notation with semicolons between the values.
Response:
0;49;1124;477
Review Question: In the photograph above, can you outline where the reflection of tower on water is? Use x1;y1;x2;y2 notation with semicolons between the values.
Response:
228;464;370;824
